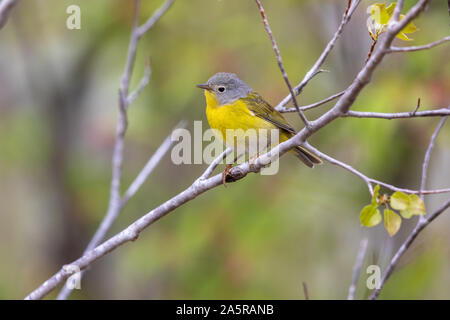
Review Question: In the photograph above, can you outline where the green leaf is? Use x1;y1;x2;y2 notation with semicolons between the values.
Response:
396;32;413;41
397;194;426;218
400;209;414;219
371;184;380;206
384;209;402;236
366;2;418;42
360;204;382;227
395;15;418;41
385;3;396;16
401;19;419;33
408;194;426;216
367;3;391;25
390;191;410;211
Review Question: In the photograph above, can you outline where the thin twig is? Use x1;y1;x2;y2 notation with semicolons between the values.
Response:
254;0;310;128
342;108;450;119
389;36;450;52
419;117;448;200
365;39;377;64
275;0;361;110
304;142;373;195
127;60;152;105
302;282;310;300
303;142;450;196
391;0;406;23
277;91;344;113
412;97;421;116
136;0;175;37
198;148;232;181
0;0;18;29
122;122;186;205
348;238;368;300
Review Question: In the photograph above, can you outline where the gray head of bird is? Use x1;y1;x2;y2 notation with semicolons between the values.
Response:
197;72;252;106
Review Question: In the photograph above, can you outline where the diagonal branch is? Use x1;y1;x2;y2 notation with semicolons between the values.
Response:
391;0;406;23
348;237;369;300
137;0;175;37
121;122;185;206
277;91;344;113
254;0;310;127
198;148;232;181
127;59;152;105
276;0;361;110
55;0;176;300
303;142;450;196
419;117;448;200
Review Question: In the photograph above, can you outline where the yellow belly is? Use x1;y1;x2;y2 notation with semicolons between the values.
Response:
206;97;279;153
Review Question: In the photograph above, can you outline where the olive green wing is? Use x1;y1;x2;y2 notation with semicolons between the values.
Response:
242;92;322;167
242;92;296;135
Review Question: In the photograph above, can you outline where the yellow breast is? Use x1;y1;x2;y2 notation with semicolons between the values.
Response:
204;91;276;150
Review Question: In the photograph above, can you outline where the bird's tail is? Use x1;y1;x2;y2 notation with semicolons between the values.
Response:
291;146;322;168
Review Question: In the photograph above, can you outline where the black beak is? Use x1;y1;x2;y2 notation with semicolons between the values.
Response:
196;83;213;91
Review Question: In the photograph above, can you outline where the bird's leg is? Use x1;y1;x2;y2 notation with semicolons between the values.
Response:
222;164;233;186
249;152;260;169
222;152;246;186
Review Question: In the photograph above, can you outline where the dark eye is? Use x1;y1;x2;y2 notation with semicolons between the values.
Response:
217;86;226;93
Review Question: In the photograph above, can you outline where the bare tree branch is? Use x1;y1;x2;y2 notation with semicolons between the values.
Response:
56;128;177;300
392;0;406;23
0;0;18;29
56;0;176;300
26;155;239;300
389;36;450;52
198;148;232;181
26;0;443;300
348;237;368;300
277;91;344;113
121;123;185;205
127;60;152;105
136;0;175;37
420;117;448;200
254;0;310;127
342;107;450;119
303;142;450;196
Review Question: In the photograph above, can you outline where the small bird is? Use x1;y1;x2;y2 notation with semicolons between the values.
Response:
197;72;321;184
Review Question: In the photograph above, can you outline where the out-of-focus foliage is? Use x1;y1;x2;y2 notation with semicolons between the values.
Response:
367;2;418;41
391;191;426;219
360;186;426;236
384;209;401;237
0;0;449;299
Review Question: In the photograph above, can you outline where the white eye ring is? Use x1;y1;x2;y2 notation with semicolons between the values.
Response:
217;86;226;93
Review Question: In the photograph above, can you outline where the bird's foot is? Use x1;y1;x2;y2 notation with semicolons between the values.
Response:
222;164;233;186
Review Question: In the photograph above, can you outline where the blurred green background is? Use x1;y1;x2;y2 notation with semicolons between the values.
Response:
0;0;449;299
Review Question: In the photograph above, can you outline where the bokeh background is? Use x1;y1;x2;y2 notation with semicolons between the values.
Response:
0;0;449;299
